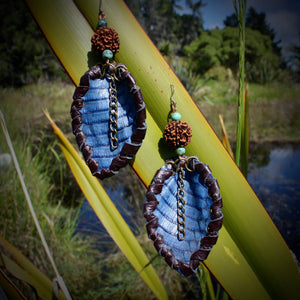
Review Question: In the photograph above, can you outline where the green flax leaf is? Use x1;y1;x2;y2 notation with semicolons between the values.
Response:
24;0;300;299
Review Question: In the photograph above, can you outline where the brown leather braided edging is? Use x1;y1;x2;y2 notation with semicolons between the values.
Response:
144;156;223;276
71;63;147;179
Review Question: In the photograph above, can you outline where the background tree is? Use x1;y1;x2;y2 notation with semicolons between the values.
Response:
0;0;67;86
125;0;177;45
223;13;238;27
173;0;204;53
289;33;300;79
224;6;282;58
245;7;281;57
184;27;279;83
124;0;204;55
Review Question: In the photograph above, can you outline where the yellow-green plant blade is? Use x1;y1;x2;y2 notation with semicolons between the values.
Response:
219;114;234;159
24;0;300;298
44;112;168;300
0;235;65;300
0;268;26;300
203;265;216;300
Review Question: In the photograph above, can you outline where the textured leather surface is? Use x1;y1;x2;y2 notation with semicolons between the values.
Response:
144;156;223;276
71;63;147;179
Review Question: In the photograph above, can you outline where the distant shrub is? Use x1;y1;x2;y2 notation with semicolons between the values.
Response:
204;66;230;81
184;27;281;83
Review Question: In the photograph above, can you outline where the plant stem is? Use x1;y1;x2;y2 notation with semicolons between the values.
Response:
240;84;249;175
234;0;247;167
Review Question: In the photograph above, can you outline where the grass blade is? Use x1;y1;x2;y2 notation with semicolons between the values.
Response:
240;84;249;175
0;268;26;300
234;0;247;167
44;112;168;300
24;0;300;298
0;235;65;300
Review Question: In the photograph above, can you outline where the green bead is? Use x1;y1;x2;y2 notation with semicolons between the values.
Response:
102;49;113;60
171;112;181;121
176;147;185;155
97;19;107;27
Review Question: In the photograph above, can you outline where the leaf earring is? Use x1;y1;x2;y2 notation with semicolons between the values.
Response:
71;5;147;179
144;86;223;276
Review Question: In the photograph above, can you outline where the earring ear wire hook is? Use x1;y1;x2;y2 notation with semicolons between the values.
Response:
99;0;103;14
170;84;177;112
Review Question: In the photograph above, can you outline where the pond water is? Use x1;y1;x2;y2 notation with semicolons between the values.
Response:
247;143;300;260
75;186;143;251
76;143;300;260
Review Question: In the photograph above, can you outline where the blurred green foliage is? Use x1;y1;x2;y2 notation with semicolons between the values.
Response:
124;1;293;84
184;27;280;83
290;40;300;77
224;6;282;57
124;0;204;55
1;0;298;86
0;0;68;86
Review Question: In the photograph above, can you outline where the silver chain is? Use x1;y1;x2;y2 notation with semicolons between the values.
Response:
109;77;119;149
177;166;186;241
166;156;198;241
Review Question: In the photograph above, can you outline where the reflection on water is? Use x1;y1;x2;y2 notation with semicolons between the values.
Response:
75;184;144;251
247;143;300;260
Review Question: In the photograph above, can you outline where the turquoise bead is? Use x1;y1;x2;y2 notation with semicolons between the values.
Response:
171;112;182;121
102;49;113;60
176;147;185;155
97;19;107;27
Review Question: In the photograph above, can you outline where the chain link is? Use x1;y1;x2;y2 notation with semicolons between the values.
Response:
166;156;198;241
177;166;186;241
109;77;119;149
166;156;198;174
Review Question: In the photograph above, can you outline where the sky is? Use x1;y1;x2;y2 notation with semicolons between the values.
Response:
177;0;300;57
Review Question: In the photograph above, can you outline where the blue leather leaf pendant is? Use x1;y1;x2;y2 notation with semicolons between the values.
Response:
144;156;223;276
71;63;147;179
